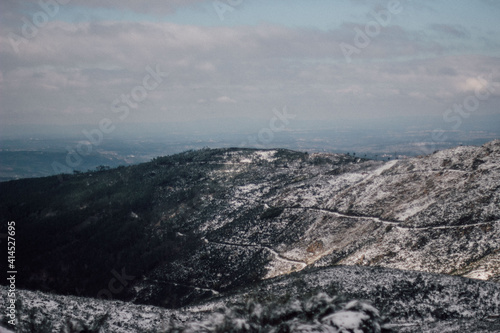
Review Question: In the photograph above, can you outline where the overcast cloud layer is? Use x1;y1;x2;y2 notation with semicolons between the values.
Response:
0;0;499;130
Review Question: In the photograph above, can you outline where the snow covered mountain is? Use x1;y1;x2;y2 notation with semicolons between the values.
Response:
139;140;499;306
0;140;499;331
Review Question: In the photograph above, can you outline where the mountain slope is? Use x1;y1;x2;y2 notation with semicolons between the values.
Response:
2;266;500;332
0;141;499;309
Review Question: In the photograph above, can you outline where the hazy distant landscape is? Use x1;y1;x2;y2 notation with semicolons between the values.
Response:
2;114;499;181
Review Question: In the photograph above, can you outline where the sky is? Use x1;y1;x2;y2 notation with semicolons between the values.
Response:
0;0;499;136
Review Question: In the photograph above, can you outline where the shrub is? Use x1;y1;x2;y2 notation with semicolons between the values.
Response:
164;292;393;333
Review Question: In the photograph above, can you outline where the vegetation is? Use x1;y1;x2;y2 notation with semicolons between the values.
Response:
164;292;391;333
0;148;235;303
0;147;366;308
260;207;284;220
4;291;391;333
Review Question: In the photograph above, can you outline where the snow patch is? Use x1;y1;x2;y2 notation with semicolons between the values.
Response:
395;200;434;221
373;160;398;176
254;150;277;162
464;270;495;281
236;183;261;194
323;310;369;329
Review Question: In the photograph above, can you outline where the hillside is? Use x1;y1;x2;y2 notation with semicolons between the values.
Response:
1;266;499;332
0;141;499;311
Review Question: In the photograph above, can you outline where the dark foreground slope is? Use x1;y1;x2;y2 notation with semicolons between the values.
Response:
1;266;499;332
1;142;499;309
0;148;370;306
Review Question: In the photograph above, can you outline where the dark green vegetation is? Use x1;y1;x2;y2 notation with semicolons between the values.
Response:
2;265;499;332
0;148;361;308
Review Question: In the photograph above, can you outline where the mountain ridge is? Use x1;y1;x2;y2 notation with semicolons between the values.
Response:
0;141;499;311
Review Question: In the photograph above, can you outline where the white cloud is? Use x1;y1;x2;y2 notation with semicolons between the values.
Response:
336;85;364;95
459;77;490;93
216;96;236;103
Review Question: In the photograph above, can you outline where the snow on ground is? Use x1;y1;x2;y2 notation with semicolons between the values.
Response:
373;159;398;176
235;183;261;194
324;310;369;329
465;270;496;280
2;263;500;332
254;150;277;162
199;143;500;283
394;199;434;221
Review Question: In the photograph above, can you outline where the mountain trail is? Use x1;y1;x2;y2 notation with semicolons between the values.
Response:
205;239;307;269
284;207;500;230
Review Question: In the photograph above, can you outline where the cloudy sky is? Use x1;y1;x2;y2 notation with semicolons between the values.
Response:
0;0;499;134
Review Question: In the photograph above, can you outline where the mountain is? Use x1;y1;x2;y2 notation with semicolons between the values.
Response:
0;140;499;331
2;266;500;332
